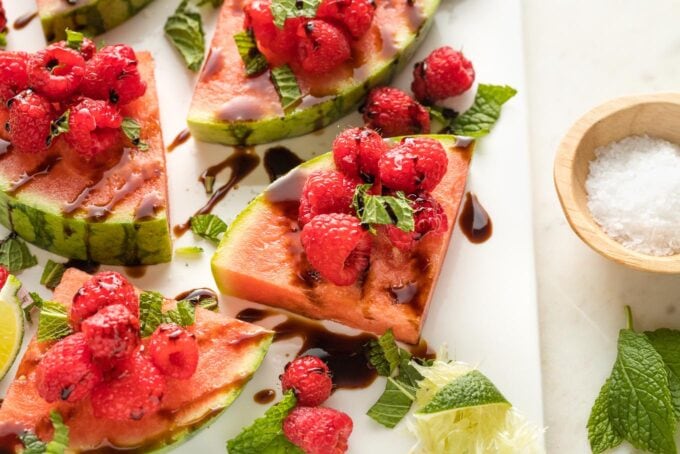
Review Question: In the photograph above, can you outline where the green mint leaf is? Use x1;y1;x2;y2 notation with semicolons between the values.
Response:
260;435;304;453
20;430;46;454
270;65;302;113
40;260;66;290
121;117;149;151
418;369;509;414
197;0;224;6
270;0;320;28
24;292;45;324
451;84;517;138
190;214;228;243
175;246;204;256
227;391;298;454
645;329;680;418
38;300;72;342
139;290;164;337
0;234;38;273
353;184;415;233
0;33;6;48
367;329;402;377
233;31;269;77
178;290;218;312
162;300;195;327
587;378;623;453
165;0;205;71
20;411;69;454
48;110;70;145
65;29;84;50
367;356;423;428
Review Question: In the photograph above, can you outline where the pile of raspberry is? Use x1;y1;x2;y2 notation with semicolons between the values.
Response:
280;355;353;454
0;40;146;161
244;0;375;74
35;271;200;422
298;127;449;286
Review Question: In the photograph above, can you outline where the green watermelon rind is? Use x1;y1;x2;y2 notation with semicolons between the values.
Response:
187;0;441;146
39;0;156;42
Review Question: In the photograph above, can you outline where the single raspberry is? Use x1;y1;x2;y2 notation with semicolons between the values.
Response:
332;127;386;181
412;46;475;104
0;51;29;103
70;271;138;330
0;266;7;289
81;304;140;364
316;0;375;39
6;90;54;153
53;37;97;61
90;350;166;421
281;355;333;406
384;192;448;251
296;20;351;75
298;170;358;226
27;45;85;101
80;44;146;105
147;323;199;380
378;137;448;193
362;87;430;137
283;406;353;454
64;98;123;160
35;333;102;403
300;213;371;286
244;0;301;66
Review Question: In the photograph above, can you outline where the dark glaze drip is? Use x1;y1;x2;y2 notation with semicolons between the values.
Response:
200;47;223;82
407;338;436;361
124;266;147;278
389;281;418;305
173;147;260;237
13;11;38;30
167;128;191;152
263;147;303;182
235;307;277;323
459;192;492;243
8;155;62;195
64;259;100;274
253;389;276;404
175;288;219;305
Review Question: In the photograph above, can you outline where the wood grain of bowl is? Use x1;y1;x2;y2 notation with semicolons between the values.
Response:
554;93;680;274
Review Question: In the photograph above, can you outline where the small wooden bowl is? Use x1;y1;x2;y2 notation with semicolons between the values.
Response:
554;93;680;273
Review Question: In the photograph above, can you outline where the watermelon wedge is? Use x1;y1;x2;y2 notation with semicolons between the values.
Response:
187;0;440;145
212;135;473;344
0;52;172;266
0;268;273;451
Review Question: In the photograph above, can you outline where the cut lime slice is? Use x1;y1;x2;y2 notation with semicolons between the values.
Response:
0;275;24;380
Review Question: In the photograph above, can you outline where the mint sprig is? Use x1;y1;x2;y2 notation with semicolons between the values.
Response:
270;65;302;113
270;0;320;28
190;214;227;243
0;233;38;273
352;184;415;233
418;370;508;414
40;260;66;290
65;29;84;50
645;329;680;418
37;300;73;343
233;31;269;77
139;290;196;336
449;84;517;138
367;328;402;376
20;410;69;454
165;0;206;71
121;117;149;151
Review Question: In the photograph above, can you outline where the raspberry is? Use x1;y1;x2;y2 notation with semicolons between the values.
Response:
378;137;448;193
6;90;54;153
27;45;85;101
147;323;199;380
244;0;301;66
283;407;353;454
281;355;333;406
316;0;375;39
35;333;102;404
332;127;386;181
296;20;351;75
362;87;430;137
412;46;475;104
0;51;29;103
300;213;371;286
384;192;448;251
0;266;7;289
81;304;140;364
298;170;358;226
80;44;146;105
64;98;123;160
70;271;138;329
90;351;166;421
53;37;97;61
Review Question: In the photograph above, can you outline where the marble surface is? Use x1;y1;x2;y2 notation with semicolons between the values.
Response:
523;1;680;452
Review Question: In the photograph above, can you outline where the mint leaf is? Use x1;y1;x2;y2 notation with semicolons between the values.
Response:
65;29;84;50
233;31;269;77
0;234;37;273
367;356;423;428
37;300;73;342
48;110;70;145
260;435;304;453
270;65;302;113
227;391;298;454
270;0;320;28
451;84;517;138
418;370;509;414
353;184;415;233
197;0;223;6
20;410;69;454
427;106;458;133
139;290;164;337
165;0;205;71
0;33;6;48
190;214;227;243
24;292;45;324
20;430;46;454
40;260;66;290
645;329;680;418
175;246;204;256
367;329;401;376
162;300;195;326
121;117;148;151
588;378;623;453
178;290;218;312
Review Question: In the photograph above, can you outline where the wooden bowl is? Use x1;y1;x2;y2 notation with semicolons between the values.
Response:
554;93;680;273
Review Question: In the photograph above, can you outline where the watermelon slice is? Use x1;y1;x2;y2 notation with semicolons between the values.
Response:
0;268;273;451
211;135;473;344
187;0;440;145
0;52;172;266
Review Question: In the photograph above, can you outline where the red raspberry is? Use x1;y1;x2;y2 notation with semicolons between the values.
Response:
317;0;375;39
0;51;29;103
90;350;166;421
6;90;54;153
80;44;146;105
296;20;351;75
298;170;358;226
332;127;386;181
412;46;475;104
379;137;448;193
27;45;85;101
283;406;353;454
64;98;123;160
244;0;301;66
300;213;371;286
362;87;430;137
0;266;7;289
53;37;97;61
71;271;138;330
81;304;140;364
147;323;199;380
281;355;333;406
35;333;102;403
385;192;448;251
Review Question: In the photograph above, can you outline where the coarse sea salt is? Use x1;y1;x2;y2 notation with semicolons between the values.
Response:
586;135;680;256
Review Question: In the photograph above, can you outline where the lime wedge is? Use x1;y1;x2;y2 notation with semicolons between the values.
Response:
0;275;24;380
